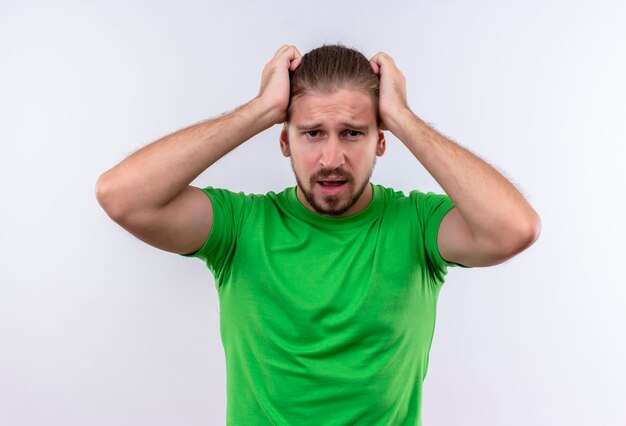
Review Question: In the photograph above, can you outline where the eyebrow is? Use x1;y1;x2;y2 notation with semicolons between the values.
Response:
295;122;370;132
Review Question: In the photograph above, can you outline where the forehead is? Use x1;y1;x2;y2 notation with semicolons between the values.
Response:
290;89;376;127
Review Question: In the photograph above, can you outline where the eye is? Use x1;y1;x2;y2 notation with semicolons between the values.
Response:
305;130;322;138
345;130;362;138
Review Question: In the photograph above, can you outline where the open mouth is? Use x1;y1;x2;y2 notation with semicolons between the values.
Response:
317;179;348;196
318;180;347;188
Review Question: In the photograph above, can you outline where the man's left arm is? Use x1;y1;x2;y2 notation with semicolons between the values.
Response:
370;53;541;267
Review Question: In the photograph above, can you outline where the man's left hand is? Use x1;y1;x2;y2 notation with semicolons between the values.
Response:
369;52;410;133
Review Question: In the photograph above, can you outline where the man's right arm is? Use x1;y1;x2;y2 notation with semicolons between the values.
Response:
95;45;302;255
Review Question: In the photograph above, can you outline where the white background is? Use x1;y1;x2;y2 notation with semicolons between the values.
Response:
1;0;625;425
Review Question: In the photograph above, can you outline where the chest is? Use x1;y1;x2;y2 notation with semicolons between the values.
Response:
219;217;438;344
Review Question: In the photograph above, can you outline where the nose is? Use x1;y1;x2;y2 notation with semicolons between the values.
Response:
319;136;345;169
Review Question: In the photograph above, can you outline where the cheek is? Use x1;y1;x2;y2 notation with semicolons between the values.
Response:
290;155;314;181
352;145;375;162
290;147;318;168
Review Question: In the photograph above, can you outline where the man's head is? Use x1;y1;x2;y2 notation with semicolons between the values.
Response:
280;44;386;217
285;44;380;125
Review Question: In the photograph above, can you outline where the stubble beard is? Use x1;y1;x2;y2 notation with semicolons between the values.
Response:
291;160;375;217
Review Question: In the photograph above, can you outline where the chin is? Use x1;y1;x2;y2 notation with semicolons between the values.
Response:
308;187;362;217
317;200;352;216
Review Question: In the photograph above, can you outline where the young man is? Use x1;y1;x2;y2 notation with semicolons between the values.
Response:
96;44;541;425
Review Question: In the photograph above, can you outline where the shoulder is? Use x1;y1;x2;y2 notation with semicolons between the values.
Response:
372;184;407;204
198;186;286;202
373;184;451;210
200;186;294;219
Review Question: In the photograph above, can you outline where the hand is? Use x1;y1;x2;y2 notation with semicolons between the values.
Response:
369;52;410;132
257;45;303;125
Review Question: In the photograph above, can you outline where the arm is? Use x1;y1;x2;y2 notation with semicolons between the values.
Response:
95;45;302;254
369;53;541;267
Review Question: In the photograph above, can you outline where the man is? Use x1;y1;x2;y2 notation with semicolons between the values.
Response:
96;44;541;425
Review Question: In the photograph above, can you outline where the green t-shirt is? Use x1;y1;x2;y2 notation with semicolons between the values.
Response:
184;183;470;425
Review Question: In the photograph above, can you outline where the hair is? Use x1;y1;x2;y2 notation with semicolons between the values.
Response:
286;44;380;125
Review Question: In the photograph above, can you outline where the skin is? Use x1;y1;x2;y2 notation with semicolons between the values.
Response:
280;89;386;217
96;44;541;266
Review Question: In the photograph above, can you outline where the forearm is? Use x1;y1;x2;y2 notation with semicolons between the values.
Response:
96;97;275;215
390;108;541;244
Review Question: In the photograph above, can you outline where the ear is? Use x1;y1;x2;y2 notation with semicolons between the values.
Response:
376;130;386;156
280;123;291;157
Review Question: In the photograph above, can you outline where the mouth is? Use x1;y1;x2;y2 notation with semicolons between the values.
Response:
318;179;347;187
317;178;348;196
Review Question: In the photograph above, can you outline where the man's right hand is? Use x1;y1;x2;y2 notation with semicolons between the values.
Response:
96;45;303;256
257;45;303;125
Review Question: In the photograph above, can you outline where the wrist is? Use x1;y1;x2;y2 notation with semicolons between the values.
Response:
382;105;415;137
247;96;285;129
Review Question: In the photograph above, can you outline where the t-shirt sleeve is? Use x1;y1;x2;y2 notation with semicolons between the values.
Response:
410;189;473;280
179;187;252;284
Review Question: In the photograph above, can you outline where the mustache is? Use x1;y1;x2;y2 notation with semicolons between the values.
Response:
310;167;355;184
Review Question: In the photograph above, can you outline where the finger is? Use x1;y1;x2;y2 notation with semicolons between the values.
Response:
369;52;394;69
369;53;385;75
289;56;302;71
285;46;303;71
369;52;383;66
265;45;291;69
267;45;300;71
275;44;291;55
369;60;380;75
282;45;300;60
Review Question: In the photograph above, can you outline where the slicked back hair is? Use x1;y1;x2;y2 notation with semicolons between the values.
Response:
287;44;380;126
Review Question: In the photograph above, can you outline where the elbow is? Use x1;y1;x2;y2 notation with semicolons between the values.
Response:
507;212;542;255
95;174;130;224
523;211;542;247
471;213;542;267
